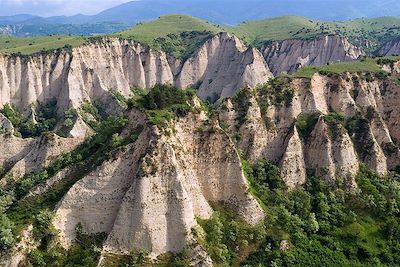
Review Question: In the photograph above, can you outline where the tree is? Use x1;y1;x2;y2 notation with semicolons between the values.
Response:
0;215;15;249
307;213;319;233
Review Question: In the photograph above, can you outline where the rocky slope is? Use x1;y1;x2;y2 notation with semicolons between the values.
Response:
0;32;272;116
219;72;400;188
0;97;264;265
1;64;400;265
377;39;400;56
1;31;400;265
263;35;365;75
0;32;367;116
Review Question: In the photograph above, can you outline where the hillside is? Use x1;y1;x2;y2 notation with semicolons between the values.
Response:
2;6;400;265
0;35;86;55
1;44;400;265
1;14;400;57
0;15;221;58
292;56;400;78
112;14;222;59
233;16;400;53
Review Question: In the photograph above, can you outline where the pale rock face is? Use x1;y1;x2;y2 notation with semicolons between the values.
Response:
0;33;273;114
178;32;273;101
237;94;278;161
54;110;151;246
280;127;306;188
5;133;83;179
330;123;359;188
68;116;93;138
52;109;263;258
305;117;336;180
221;69;400;188
263;35;365;75
0;113;14;134
377;39;400;56
379;81;400;143
304;117;359;185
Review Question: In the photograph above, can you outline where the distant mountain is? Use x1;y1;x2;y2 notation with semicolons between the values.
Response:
90;0;400;25
0;14;39;24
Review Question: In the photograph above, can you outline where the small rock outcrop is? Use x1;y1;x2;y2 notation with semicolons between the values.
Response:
263;35;365;75
377;39;400;56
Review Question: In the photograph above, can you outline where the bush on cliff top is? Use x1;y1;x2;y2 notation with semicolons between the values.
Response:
128;84;196;128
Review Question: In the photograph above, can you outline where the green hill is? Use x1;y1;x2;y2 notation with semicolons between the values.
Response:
230;16;323;46
0;15;221;58
113;14;221;43
0;35;86;55
1;15;400;57
112;14;223;59
232;16;400;53
292;56;400;78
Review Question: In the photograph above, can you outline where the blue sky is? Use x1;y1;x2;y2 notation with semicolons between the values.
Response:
0;0;132;16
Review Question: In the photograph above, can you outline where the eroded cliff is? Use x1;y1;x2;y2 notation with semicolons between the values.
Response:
263;35;365;75
1;33;400;266
0;32;273;116
219;71;400;188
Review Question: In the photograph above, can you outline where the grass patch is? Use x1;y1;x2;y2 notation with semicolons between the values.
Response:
292;56;398;78
295;113;321;139
0;35;86;55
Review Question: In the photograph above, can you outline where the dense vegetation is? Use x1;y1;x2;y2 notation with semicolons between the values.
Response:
0;100;59;138
197;153;400;266
0;110;141;265
128;84;196;128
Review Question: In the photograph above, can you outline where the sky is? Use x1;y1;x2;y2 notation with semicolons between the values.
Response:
0;0;132;16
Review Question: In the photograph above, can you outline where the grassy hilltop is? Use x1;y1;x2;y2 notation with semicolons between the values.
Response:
0;35;86;55
232;16;400;52
1;14;400;56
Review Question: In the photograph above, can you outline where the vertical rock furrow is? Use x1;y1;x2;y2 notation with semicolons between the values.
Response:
263;35;365;75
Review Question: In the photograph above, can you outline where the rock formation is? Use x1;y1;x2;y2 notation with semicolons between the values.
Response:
377;39;400;56
177;32;273;101
52;108;263;258
0;32;273;115
263;35;365;75
219;72;400;188
1;32;400;266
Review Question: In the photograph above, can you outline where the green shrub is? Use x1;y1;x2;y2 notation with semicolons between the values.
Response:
257;78;295;108
0;215;15;249
1;100;58;138
128;84;195;128
295;113;320;139
0;103;23;128
324;112;346;124
197;209;266;266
